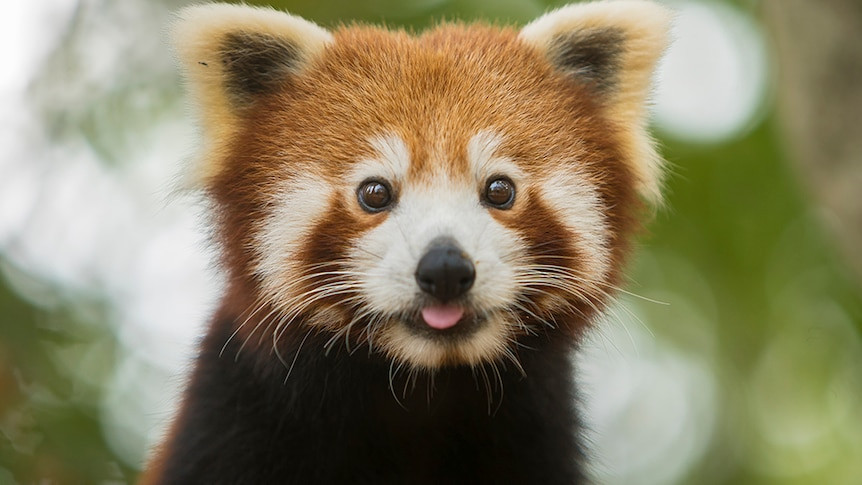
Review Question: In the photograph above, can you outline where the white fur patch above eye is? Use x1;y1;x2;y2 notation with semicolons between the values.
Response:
349;134;411;186
254;175;334;307
467;130;525;186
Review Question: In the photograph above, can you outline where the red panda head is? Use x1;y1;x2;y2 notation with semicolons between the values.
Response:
172;1;671;370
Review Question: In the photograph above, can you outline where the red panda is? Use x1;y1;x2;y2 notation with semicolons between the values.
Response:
142;1;670;483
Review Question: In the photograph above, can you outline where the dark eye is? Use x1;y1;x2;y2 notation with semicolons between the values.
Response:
357;179;393;212
484;177;515;209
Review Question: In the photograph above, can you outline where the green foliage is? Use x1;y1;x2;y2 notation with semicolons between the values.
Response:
639;119;862;483
0;274;131;484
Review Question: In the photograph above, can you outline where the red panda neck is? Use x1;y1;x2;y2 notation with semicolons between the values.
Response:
143;305;587;484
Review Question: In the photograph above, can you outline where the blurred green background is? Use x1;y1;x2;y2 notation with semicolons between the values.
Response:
1;0;860;484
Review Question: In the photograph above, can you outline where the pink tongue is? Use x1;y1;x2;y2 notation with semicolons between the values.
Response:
421;305;464;330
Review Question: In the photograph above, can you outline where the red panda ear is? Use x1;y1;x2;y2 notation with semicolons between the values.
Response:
171;3;332;182
520;0;672;204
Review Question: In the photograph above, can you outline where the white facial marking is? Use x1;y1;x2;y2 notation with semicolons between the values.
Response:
539;169;610;282
254;130;611;370
255;130;610;369
469;129;609;282
467;130;525;186
353;180;521;315
254;174;333;307
348;131;527;367
349;133;411;187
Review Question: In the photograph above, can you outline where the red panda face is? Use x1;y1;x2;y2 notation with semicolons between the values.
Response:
337;130;614;368
172;2;670;371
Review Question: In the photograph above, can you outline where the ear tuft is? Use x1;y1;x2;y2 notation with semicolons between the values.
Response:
170;3;332;182
520;0;672;203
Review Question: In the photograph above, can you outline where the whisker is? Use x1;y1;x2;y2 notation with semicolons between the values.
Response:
237;304;283;360
388;360;408;410
220;296;268;358
281;328;314;384
519;263;669;305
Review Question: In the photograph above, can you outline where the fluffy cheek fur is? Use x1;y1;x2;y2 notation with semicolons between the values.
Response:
175;0;672;371
254;174;336;312
248;130;614;370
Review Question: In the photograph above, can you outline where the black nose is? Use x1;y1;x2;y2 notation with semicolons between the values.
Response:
415;241;475;302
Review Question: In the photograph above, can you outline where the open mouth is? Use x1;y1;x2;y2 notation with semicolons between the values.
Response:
404;304;486;339
421;304;464;329
376;305;511;368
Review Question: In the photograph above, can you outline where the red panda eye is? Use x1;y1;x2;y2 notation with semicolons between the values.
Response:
357;180;393;212
484;177;515;209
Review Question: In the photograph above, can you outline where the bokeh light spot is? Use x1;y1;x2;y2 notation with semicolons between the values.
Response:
653;0;769;143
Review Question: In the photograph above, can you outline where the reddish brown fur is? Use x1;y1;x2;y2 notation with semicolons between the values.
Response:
206;24;641;354
141;4;669;479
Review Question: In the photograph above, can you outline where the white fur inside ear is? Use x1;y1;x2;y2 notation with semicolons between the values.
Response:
170;3;333;184
520;0;673;204
519;0;670;52
171;3;333;75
